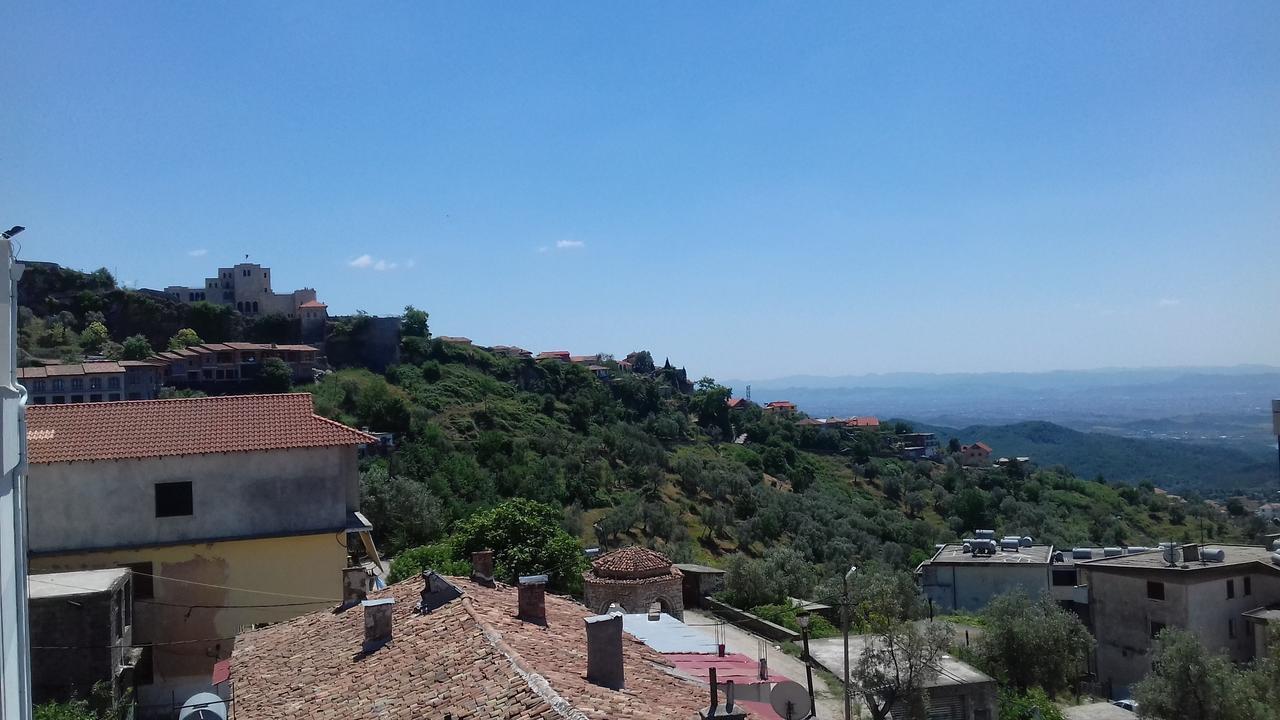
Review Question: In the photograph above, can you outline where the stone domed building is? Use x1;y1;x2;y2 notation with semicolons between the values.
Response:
583;547;685;619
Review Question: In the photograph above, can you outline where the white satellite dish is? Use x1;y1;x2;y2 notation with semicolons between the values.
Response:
770;680;813;720
178;692;227;720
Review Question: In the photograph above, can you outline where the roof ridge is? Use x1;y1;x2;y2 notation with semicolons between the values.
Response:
26;391;315;411
310;412;380;442
459;593;589;720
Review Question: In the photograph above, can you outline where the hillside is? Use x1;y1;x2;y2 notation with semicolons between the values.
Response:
916;420;1273;497
307;316;1252;587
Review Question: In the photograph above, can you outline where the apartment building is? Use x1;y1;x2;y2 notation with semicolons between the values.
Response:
163;262;326;322
152;341;319;388
917;536;1058;613
1077;544;1280;698
25;394;377;716
19;361;166;405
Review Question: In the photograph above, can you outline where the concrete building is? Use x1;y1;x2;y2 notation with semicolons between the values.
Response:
19;362;128;405
25;394;377;716
583;547;685;619
917;538;1059;613
808;631;999;720
150;342;319;390
899;432;942;461
163;262;325;322
28;568;139;707
229;572;710;719
1077;544;1280;698
673;563;726;609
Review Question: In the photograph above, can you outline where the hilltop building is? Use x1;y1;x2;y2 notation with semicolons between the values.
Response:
763;400;796;415
960;442;992;466
583;547;685;619
163;262;325;323
229;571;709;719
917;534;1060;613
19;361;165;404
1077;543;1280;698
898;432;941;460
151;342;319;389
25;394;377;714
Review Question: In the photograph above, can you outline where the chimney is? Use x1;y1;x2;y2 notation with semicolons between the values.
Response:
698;668;748;720
342;567;370;605
471;550;495;587
417;570;461;614
361;598;394;652
585;612;624;690
647;602;661;621
518;575;547;625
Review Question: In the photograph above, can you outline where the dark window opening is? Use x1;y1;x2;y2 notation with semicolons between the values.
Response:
1227;580;1235;599
1052;569;1077;587
155;481;193;518
1147;581;1165;600
121;562;154;599
1245;577;1252;596
1247;621;1255;638
1229;619;1236;639
1150;621;1166;639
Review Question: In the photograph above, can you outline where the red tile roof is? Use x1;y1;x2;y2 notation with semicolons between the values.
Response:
27;393;374;464
18;362;124;379
765;401;796;408
231;575;709;719
588;547;680;582
297;300;327;308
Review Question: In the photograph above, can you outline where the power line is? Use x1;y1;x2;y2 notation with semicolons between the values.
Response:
32;574;341;605
128;570;342;602
140;598;332;611
33;635;238;650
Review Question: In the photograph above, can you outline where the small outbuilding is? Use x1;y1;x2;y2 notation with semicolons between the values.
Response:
583;547;685;619
673;563;726;609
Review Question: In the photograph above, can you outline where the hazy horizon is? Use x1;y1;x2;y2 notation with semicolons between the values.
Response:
6;3;1279;380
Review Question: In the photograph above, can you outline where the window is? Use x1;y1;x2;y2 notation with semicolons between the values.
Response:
51;396;65;404
1229;619;1236;639
32;397;46;404
1053;569;1077;586
1227;580;1235;599
70;378;84;391
1245;577;1252;596
51;379;64;391
89;378;101;390
1150;621;1165;639
1147;581;1165;600
155;481;193;517
108;393;121;401
33;379;46;392
121;562;154;599
127;392;141;400
70;395;84;403
89;394;102;402
108;377;120;389
1247;621;1255;638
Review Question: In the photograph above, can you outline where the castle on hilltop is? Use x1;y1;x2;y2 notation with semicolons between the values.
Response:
164;262;327;333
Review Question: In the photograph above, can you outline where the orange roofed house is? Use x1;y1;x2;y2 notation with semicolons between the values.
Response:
763;400;797;416
25;394;379;716
230;570;715;719
960;442;992;467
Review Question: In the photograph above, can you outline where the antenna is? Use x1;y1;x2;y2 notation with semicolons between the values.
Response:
746;384;752;401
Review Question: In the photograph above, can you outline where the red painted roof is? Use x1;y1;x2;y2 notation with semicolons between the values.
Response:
27;393;374;464
297;300;327;308
765;401;796;408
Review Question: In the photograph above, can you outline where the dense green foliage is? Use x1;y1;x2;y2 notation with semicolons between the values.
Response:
1133;628;1280;720
997;688;1064;720
972;592;1094;697
451;499;588;593
749;603;838;638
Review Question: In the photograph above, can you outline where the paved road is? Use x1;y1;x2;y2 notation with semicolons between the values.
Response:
684;609;845;720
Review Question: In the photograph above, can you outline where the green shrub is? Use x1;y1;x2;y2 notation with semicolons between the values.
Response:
387;543;470;584
750;603;839;639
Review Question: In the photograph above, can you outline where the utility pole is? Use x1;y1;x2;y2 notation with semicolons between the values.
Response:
842;565;857;720
0;225;31;720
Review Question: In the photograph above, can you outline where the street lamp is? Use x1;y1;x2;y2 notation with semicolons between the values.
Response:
1;227;23;240
842;565;858;720
796;609;815;715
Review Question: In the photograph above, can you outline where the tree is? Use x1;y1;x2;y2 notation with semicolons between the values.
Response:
258;356;292;392
451;498;587;593
402;305;430;338
361;465;446;555
1133;629;1246;720
975;591;1093;697
167;327;203;350
947;438;962;453
720;554;776;608
689;378;732;438
79;320;110;352
120;334;153;360
855;621;954;720
629;350;655;374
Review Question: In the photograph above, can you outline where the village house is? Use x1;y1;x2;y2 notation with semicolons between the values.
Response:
726;397;756;411
437;335;472;346
488;344;532;358
28;568;139;708
535;350;572;361
228;567;711;719
583;547;686;619
898;432;941;460
19;360;167;404
763;400;797;416
1076;543;1280;698
25;394;378;715
916;533;1060;613
959;442;992;466
163;262;326;323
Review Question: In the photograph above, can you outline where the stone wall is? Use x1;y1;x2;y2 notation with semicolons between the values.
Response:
584;576;684;620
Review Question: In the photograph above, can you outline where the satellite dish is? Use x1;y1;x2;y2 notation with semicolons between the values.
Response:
178;693;227;720
770;680;813;720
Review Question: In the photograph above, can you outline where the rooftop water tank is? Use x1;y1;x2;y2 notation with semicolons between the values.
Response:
962;542;972;554
975;529;996;540
1104;547;1123;557
1163;546;1180;565
1126;547;1149;555
1051;551;1064;563
1000;538;1021;552
1272;552;1280;567
1020;536;1034;547
1201;548;1225;563
1072;548;1094;560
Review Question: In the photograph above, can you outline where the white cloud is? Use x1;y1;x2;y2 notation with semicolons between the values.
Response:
187;248;208;257
350;254;402;271
373;259;398;271
349;254;374;269
1157;298;1181;307
555;239;585;250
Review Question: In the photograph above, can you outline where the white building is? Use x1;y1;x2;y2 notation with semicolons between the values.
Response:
163;262;325;322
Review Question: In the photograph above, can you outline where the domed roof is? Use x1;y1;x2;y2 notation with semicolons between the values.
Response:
591;547;674;580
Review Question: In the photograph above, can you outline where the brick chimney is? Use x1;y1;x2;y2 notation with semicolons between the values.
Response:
585;612;624;690
471;550;495;587
342;567;370;605
362;598;394;652
517;575;547;625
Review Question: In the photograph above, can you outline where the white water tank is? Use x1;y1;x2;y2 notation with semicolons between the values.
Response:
975;529;996;540
1019;536;1034;547
1103;547;1123;557
1072;548;1094;560
1201;548;1225;563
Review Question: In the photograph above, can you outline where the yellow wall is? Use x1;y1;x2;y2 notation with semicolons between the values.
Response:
30;532;347;691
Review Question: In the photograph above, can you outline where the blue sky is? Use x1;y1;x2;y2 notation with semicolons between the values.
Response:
5;3;1278;381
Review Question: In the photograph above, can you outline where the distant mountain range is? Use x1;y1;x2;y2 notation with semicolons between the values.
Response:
913;420;1275;497
723;365;1280;463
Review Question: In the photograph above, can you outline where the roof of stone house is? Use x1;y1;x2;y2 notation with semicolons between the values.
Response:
765;400;795;408
26;393;375;464
230;575;710;720
297;300;328;308
17;362;124;379
586;547;682;583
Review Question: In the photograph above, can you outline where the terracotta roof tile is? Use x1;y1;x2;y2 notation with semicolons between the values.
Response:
298;300;327;308
27;393;374;464
587;547;681;582
231;576;710;719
